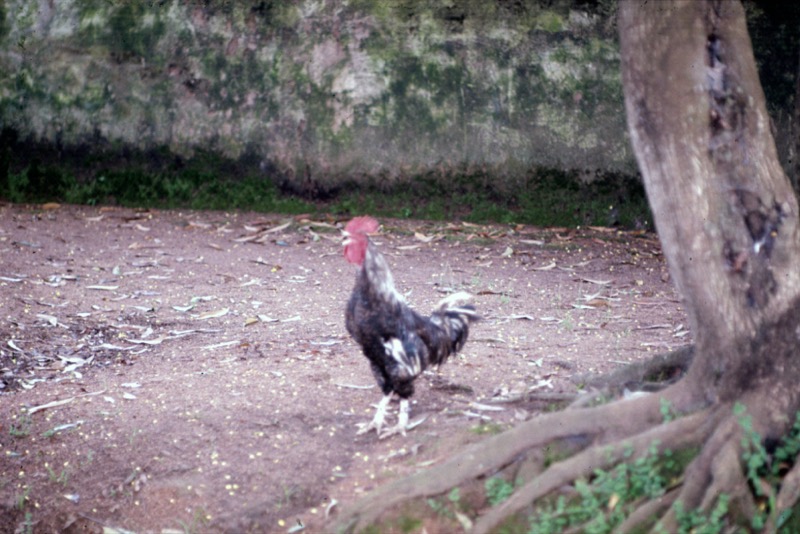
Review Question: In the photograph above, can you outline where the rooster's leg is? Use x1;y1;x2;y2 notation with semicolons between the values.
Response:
378;399;411;439
356;394;391;435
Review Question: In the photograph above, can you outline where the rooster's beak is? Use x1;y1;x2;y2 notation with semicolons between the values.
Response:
341;230;352;246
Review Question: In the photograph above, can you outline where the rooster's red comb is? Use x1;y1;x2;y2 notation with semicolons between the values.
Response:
345;216;380;235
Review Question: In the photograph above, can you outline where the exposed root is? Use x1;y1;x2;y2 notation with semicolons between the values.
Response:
571;345;694;408
331;372;797;533
616;487;680;534
701;441;756;516
472;408;716;534
331;382;696;532
767;457;800;531
656;409;758;532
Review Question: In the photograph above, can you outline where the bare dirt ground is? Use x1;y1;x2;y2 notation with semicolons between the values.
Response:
0;202;689;533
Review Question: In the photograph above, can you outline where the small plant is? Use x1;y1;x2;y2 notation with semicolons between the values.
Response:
671;495;729;534
81;449;95;467
177;506;211;534
525;442;701;533
46;464;70;486
426;496;455;519
19;512;33;534
660;397;676;423
485;476;515;506
735;404;800;530
15;485;30;510
9;414;32;438
426;487;464;521
276;484;299;510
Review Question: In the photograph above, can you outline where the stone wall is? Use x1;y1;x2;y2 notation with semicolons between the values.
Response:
1;0;632;190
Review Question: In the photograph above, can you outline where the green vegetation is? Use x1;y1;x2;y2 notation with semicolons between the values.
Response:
176;506;211;534
0;138;651;228
671;496;729;534
485;476;515;506
0;156;313;215
735;403;800;531
9;414;32;438
470;422;507;435
45;465;70;487
361;512;423;534
329;167;650;228
0;2;8;42
518;443;693;533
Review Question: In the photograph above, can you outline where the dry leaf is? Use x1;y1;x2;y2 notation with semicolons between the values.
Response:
265;221;292;233
580;278;612;285
233;234;260;243
201;340;239;350
127;337;165;345
196;308;229;320
36;314;59;326
28;397;75;415
532;262;556;271
468;402;505;412
414;232;440;243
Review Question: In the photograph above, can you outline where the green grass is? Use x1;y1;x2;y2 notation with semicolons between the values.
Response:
3;164;314;214
327;167;650;228
0;144;650;228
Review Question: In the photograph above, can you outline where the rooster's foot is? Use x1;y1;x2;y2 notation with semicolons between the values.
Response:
356;394;391;436
377;399;426;439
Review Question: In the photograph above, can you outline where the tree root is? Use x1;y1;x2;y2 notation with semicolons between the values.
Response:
330;374;799;533
767;455;800;531
471;408;716;534
616;487;680;534
330;381;699;532
570;345;694;408
654;408;758;532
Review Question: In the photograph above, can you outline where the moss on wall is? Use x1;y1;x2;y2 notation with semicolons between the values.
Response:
0;0;635;192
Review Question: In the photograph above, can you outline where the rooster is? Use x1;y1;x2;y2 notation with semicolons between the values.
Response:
342;216;478;438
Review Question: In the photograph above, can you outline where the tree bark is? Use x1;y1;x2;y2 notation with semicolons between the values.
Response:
793;47;800;192
620;0;800;420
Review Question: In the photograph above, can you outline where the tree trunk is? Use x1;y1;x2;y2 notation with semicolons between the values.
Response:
620;0;800;420
793;47;800;192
